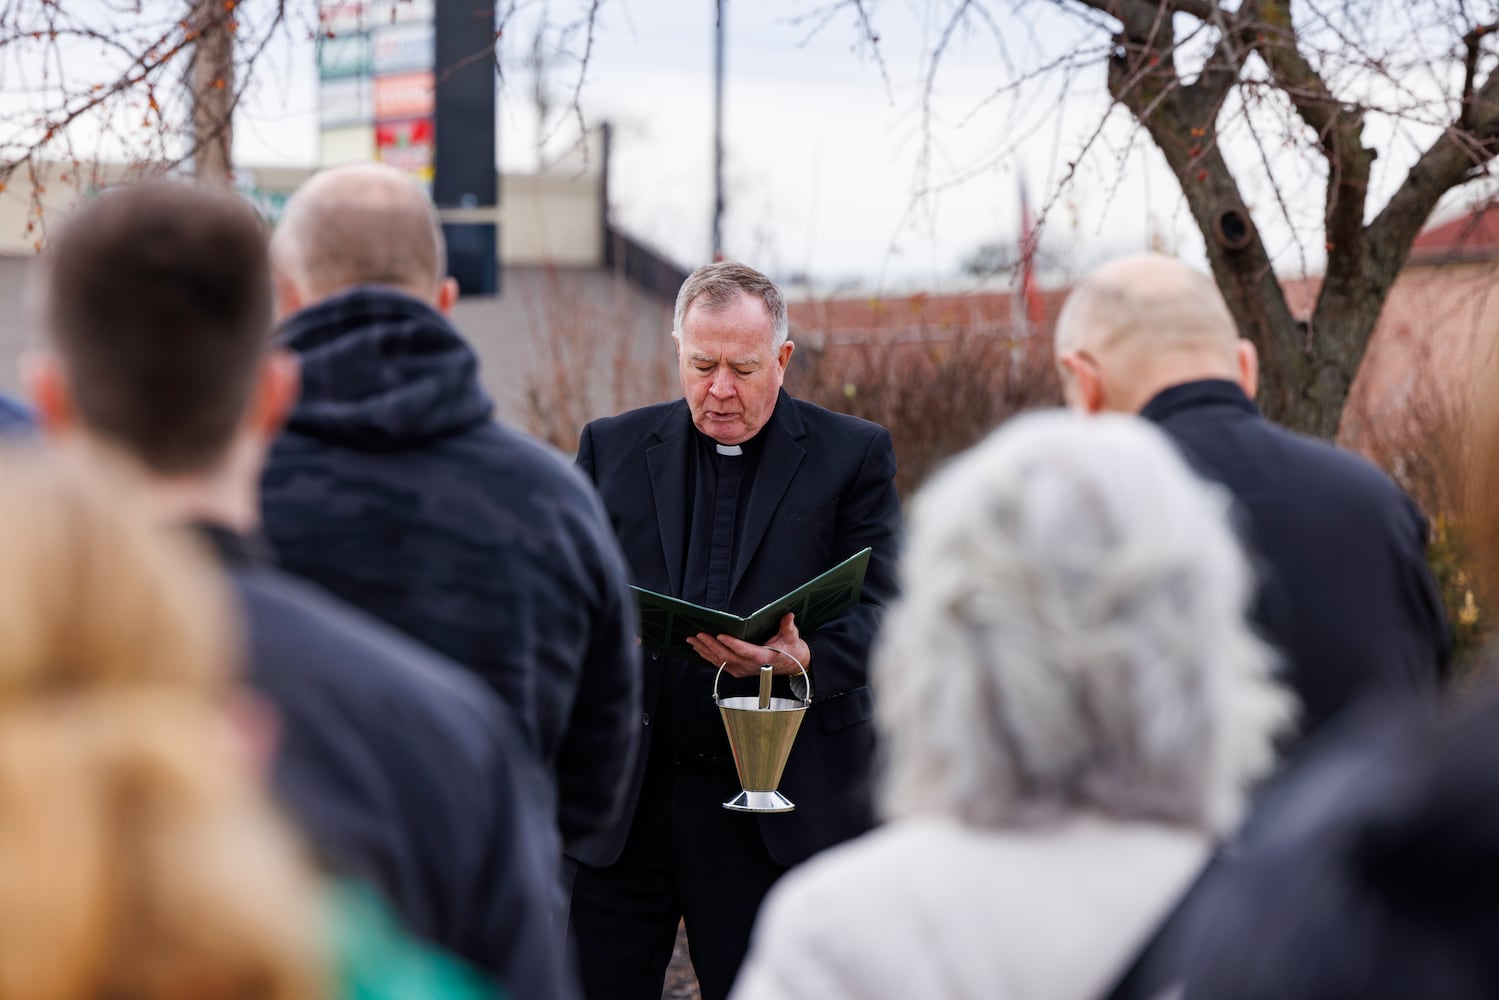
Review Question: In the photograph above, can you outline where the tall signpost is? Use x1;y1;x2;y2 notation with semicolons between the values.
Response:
315;1;496;295
433;0;498;295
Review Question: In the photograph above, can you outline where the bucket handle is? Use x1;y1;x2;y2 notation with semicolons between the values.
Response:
712;647;812;706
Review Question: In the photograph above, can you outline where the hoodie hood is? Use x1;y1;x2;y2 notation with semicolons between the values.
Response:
280;286;493;449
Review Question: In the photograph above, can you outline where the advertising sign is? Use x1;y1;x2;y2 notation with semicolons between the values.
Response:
372;21;434;75
320;76;374;128
373;0;436;26
318;1;370;37
318;32;370;79
376;118;435;183
374;70;434;121
320;125;376;166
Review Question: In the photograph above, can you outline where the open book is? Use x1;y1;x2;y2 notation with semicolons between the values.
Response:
633;547;872;660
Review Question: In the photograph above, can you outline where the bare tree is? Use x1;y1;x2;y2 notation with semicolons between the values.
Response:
820;0;1499;438
0;0;612;234
0;0;303;198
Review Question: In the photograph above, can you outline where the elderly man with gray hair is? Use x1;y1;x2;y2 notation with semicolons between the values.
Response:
735;411;1293;1000
569;261;903;1000
1053;253;1450;741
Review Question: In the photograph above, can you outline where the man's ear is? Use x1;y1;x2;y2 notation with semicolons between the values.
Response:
1057;350;1106;414
271;270;304;323
1236;339;1259;400
776;340;795;372
435;276;459;316
22;350;75;436
244;349;301;442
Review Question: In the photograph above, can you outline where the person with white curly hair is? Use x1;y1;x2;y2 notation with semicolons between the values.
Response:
732;411;1293;1000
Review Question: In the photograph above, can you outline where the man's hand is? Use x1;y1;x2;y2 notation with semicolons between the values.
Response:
686;613;811;679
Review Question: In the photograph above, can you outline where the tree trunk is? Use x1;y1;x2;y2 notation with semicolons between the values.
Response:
190;0;234;185
1081;0;1499;440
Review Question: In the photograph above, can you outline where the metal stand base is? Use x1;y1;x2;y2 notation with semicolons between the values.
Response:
723;789;796;813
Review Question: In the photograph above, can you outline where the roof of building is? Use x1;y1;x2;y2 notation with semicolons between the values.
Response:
787;286;1069;342
1409;202;1499;264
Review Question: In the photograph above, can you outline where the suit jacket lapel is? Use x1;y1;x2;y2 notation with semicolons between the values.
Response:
731;393;806;597
645;404;691;596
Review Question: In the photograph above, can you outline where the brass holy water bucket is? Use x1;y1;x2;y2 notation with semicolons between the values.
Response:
713;650;811;813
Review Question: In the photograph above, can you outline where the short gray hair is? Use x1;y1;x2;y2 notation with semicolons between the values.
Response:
875;411;1292;835
672;261;788;347
270;163;446;303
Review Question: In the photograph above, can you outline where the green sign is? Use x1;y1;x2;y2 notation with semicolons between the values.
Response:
318;33;370;80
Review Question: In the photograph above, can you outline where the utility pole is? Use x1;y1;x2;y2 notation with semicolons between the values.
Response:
189;0;235;185
712;0;726;261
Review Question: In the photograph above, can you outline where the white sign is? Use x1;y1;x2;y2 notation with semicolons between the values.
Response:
320;76;374;128
372;22;433;75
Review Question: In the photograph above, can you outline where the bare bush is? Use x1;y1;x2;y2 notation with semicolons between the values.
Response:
519;268;675;454
787;329;1061;497
1356;384;1487;667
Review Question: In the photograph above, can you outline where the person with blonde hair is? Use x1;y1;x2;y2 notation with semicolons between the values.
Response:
0;453;504;999
0;454;324;1000
733;412;1292;1000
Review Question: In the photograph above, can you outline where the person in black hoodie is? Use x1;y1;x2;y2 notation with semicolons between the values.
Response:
260;163;640;855
24;179;567;998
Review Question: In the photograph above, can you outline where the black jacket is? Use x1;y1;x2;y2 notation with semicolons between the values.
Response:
1142;380;1451;737
194;525;566;998
571;393;903;869
260;287;641;848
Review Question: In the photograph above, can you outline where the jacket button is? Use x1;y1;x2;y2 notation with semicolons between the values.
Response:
651;652;661;661
642;712;651;726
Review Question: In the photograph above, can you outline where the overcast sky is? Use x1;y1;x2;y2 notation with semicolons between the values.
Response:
229;0;1211;292
219;0;1499;293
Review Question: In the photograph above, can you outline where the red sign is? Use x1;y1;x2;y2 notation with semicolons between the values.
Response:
374;70;434;121
376;117;434;182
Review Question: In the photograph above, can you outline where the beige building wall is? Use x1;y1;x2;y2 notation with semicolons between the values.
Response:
499;172;603;267
0;151;658;439
0;158;605;264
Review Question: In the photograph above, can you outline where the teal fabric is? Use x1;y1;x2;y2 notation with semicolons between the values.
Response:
331;883;503;1000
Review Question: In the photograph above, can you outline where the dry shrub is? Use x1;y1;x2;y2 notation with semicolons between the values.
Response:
1355;385;1488;668
786;328;1062;497
520;268;675;453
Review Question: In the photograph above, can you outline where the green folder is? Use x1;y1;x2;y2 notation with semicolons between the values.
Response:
633;547;872;660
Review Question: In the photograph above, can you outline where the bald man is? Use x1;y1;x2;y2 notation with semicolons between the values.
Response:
1055;254;1450;740
261;164;641;857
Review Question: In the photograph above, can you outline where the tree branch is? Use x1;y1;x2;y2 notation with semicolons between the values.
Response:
1097;0;1310;416
1369;17;1499;282
1462;19;1499;130
1240;0;1375;377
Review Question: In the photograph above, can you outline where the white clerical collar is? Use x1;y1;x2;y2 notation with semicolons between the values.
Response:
716;443;744;456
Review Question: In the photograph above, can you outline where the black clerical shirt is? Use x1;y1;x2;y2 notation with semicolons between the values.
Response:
651;427;768;760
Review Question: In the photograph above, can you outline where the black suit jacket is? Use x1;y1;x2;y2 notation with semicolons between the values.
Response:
569;392;903;869
1142;380;1451;738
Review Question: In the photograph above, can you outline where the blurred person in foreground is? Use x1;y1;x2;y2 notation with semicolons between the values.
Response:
732;412;1292;1000
25;179;563;997
0;395;28;434
1169;680;1499;1000
1151;374;1499;997
1054;254;1450;742
0;455;493;999
262;163;639;854
570;262;903;1000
